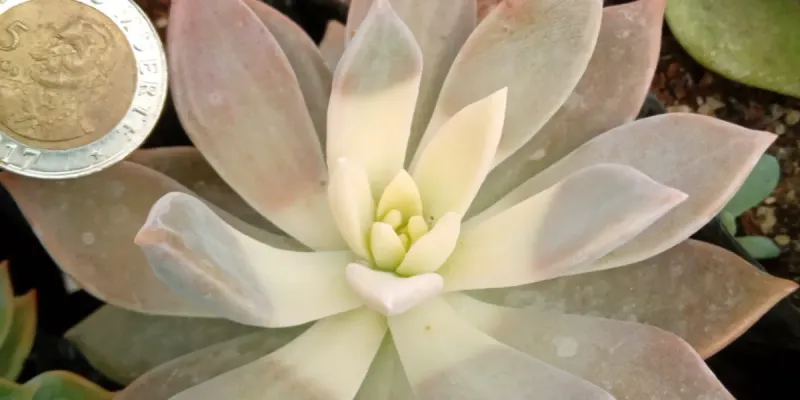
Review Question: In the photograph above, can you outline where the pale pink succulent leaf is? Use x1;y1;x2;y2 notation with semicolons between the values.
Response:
354;335;415;400
388;298;614;399
170;309;386;400
244;0;332;145
473;240;799;358
447;294;734;399
320;20;346;70
328;0;423;196
481;113;776;271
135;192;364;327
415;0;603;166
168;0;343;250
65;305;260;384
116;327;308;400
476;0;502;20
439;164;687;292
347;0;477;161
128;147;281;235
0;164;221;317
471;0;667;215
410;88;507;220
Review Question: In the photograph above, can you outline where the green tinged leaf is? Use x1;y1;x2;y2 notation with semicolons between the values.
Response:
723;154;780;217
737;236;782;259
0;292;36;380
0;263;14;347
0;378;34;399
666;0;800;98
25;371;113;400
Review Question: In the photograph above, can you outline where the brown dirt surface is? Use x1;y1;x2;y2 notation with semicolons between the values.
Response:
652;34;800;306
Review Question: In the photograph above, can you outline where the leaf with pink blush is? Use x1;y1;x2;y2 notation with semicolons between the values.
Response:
169;0;343;250
320;20;346;70
0;162;294;317
65;305;260;384
347;0;477;160
471;0;667;215
128;147;281;235
415;0;603;166
116;327;308;400
244;0;332;145
328;0;423;196
472;240;799;358
480;113;776;271
448;294;734;400
135;192;363;328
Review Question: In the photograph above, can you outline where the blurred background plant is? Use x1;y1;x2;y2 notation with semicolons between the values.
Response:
721;154;783;259
665;0;800;99
0;261;112;399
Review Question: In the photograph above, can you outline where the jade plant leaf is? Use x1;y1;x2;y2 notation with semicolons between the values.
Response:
736;236;782;260
723;154;780;218
666;0;800;98
24;371;113;400
0;292;36;380
0;378;34;399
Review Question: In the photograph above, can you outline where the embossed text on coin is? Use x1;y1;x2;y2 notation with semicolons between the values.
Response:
0;0;167;179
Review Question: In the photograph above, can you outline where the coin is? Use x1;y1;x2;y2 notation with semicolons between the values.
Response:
0;0;167;179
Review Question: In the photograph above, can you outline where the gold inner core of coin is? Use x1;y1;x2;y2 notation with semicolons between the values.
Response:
0;0;137;150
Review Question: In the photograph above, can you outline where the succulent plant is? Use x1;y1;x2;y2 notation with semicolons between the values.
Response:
720;154;782;259
0;261;112;399
1;0;798;399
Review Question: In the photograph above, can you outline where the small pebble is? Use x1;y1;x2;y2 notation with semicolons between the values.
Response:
775;235;791;246
785;110;800;126
764;196;776;205
756;206;777;234
697;103;715;116
705;96;726;111
775;123;787;135
667;104;693;113
770;104;786;119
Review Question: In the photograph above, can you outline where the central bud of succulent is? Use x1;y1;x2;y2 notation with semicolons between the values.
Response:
332;163;462;317
369;170;433;275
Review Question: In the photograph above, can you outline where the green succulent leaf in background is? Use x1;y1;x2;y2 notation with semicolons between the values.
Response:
736;236;782;260
720;154;782;259
0;261;114;399
724;154;781;218
666;0;800;98
0;262;36;381
26;371;114;400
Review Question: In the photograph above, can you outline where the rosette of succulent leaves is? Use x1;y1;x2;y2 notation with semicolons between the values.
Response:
0;0;798;399
0;262;112;399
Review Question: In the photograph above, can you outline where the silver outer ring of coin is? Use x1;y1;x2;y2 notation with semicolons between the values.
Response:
0;0;167;180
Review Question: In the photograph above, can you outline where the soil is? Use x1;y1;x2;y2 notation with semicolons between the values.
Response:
652;31;800;307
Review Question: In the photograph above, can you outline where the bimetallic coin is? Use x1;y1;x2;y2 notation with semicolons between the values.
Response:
0;0;167;179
